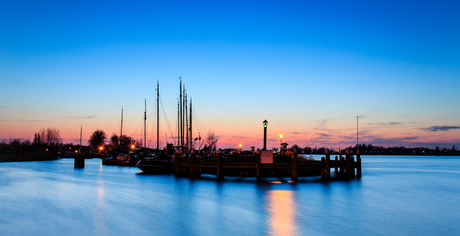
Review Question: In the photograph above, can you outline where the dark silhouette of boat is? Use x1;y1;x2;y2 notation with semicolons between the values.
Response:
103;154;139;166
135;153;174;173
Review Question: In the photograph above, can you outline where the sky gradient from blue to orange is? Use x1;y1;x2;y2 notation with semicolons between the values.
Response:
1;0;459;150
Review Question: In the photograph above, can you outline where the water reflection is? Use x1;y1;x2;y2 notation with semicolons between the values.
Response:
95;177;107;236
266;190;298;236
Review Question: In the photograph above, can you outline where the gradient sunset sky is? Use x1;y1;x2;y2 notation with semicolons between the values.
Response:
1;0;459;150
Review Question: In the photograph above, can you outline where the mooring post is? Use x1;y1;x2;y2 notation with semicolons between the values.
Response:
174;151;180;175
291;149;298;182
217;153;223;180
334;156;338;173
325;150;330;179
190;151;195;178
74;156;84;168
345;150;350;177
350;151;355;177
321;157;325;180
340;154;345;176
256;152;261;181
357;150;362;177
346;151;353;177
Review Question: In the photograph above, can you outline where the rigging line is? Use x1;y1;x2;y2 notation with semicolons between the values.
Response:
131;118;143;141
191;112;206;138
160;96;175;143
192;108;210;138
125;106;143;137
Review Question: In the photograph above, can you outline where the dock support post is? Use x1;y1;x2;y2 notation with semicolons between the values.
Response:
190;151;196;178
350;152;355;177
256;152;261;181
346;151;353;177
321;157;325;180
340;155;344;176
291;150;298;182
74;156;84;168
334;156;338;173
357;151;362;177
325;150;330;179
217;153;223;180
174;151;180;175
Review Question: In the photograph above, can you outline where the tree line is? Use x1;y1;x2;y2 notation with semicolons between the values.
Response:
289;143;460;156
1;128;138;156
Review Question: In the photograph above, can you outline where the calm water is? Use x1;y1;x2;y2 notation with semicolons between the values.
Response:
1;156;459;236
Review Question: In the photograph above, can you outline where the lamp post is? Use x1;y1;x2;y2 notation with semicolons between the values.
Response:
129;144;135;160
279;134;283;147
263;120;268;150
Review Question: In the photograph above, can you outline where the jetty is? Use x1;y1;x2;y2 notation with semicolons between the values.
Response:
173;149;362;181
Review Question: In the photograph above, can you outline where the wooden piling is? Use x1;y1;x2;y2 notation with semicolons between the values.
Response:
190;152;196;178
334;156;338;173
256;153;261;181
356;151;362;177
74;156;84;168
321;157;325;180
174;151;184;175
217;154;223;180
291;150;298;182
340;155;344;176
325;150;330;179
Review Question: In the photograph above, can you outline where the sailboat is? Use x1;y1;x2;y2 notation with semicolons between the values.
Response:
136;81;175;173
102;106;132;166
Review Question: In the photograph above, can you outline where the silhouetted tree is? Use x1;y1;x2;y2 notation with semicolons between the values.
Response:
119;135;135;151
110;134;119;149
34;128;61;147
88;130;106;153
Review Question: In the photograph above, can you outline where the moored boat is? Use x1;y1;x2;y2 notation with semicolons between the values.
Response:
135;154;174;173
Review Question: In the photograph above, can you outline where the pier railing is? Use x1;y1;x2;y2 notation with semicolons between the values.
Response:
174;150;362;181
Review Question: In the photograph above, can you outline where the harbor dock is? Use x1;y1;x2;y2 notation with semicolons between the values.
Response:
173;150;362;181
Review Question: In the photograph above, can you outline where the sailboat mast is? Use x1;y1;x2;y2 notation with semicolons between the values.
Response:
190;98;192;150
157;81;159;150
120;106;123;138
177;101;180;146
179;78;183;149
185;91;188;151
79;125;82;156
144;98;147;148
357;116;359;148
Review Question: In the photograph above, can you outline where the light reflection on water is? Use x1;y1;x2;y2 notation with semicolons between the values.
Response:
0;156;459;236
266;190;297;236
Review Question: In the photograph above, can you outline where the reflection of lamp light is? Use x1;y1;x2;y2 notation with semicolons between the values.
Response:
266;190;296;235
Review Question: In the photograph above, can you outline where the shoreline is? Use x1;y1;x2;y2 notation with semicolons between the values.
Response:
0;153;59;162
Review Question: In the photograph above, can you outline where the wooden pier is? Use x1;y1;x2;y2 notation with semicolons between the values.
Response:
173;150;362;181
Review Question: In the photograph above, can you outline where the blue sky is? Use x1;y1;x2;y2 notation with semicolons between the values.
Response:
1;0;459;149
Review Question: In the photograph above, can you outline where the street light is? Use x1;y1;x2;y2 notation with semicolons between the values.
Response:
279;134;283;146
263;120;268;150
129;145;135;160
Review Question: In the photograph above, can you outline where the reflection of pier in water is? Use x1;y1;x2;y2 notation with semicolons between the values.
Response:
266;190;297;236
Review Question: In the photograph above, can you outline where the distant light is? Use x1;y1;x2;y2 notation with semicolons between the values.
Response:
279;134;283;139
131;145;135;149
239;144;242;148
